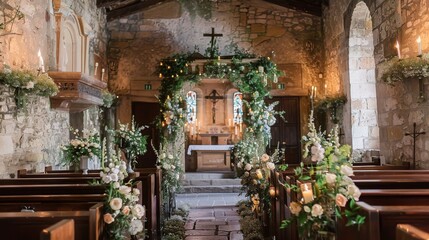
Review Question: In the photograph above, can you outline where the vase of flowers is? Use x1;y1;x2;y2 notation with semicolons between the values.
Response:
280;111;365;239
61;128;101;173
115;116;148;173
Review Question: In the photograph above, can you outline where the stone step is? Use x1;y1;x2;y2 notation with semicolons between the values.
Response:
180;185;242;193
184;172;236;180
182;178;242;186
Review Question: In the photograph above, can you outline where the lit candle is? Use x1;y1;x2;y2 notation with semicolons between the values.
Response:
255;169;263;179
37;49;45;73
314;87;317;99
101;68;105;80
301;183;314;204
94;62;99;76
417;36;422;55
269;186;276;197
228;118;232;127
395;40;401;59
310;86;314;98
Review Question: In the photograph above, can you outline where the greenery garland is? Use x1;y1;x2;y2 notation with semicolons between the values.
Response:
155;48;284;216
316;95;347;124
0;64;59;109
381;55;429;85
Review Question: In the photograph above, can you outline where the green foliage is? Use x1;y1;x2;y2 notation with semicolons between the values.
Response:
163;218;186;239
60;128;101;167
317;95;347;124
102;90;118;108
0;65;59;109
382;55;429;85
115;116;148;167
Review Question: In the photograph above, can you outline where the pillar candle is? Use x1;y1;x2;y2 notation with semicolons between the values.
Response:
395;40;401;59
94;62;98;76
101;68;105;80
301;183;314;204
417;36;422;55
37;49;45;73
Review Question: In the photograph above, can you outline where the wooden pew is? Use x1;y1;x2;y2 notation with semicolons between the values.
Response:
132;173;157;239
0;177;99;185
40;219;75;240
18;169;100;178
337;202;429;240
396;224;429;240
0;203;103;240
135;167;162;239
360;189;429;205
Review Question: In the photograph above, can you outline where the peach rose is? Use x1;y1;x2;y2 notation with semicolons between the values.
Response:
261;154;270;162
103;213;114;224
289;201;302;216
122;206;130;215
335;193;348;207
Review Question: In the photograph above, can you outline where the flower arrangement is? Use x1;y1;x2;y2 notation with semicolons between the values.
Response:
281;112;365;239
100;151;145;239
154;142;183;199
381;55;429;85
60;128;101;168
0;64;59;109
238;200;264;240
116;117;148;169
317;95;347;124
102;90;118;108
162;205;189;240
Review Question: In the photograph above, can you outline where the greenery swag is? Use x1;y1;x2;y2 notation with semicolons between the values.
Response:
381;55;429;85
0;64;59;109
317;95;347;124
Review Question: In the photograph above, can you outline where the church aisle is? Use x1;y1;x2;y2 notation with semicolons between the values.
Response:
185;207;243;240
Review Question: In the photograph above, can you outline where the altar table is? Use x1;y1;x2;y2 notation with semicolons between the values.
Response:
187;145;234;171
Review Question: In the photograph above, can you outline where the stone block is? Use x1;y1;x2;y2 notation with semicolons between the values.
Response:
0;136;13;155
111;31;135;40
359;109;378;126
383;98;398;111
266;25;286;37
408;110;424;124
387;126;404;141
352;125;369;138
250;23;265;33
353;137;364;149
218;224;241;231
24;152;44;162
239;13;247;26
350;83;377;98
393;113;405;126
364;139;380;149
143;1;181;19
252;36;271;46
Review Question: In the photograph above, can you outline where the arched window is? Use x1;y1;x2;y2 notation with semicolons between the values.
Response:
233;92;243;124
186;91;197;123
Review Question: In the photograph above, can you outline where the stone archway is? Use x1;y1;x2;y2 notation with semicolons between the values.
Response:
348;1;380;152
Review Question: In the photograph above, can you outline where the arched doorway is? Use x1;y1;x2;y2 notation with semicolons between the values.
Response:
348;1;380;153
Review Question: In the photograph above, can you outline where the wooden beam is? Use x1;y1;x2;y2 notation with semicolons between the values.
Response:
263;0;322;17
97;0;121;8
106;0;164;21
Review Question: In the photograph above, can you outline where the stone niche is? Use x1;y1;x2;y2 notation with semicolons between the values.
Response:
48;0;105;112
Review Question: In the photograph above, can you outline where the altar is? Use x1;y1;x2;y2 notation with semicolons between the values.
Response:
187;145;234;171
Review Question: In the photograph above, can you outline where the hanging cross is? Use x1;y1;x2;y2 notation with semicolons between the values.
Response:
205;89;224;124
203;27;223;59
405;122;426;170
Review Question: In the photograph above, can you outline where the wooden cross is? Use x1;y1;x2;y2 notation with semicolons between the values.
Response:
203;27;223;59
405;122;426;169
205;89;224;124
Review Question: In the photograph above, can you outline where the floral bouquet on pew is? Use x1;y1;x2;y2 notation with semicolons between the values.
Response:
101;150;145;239
280;111;365;239
60;128;101;169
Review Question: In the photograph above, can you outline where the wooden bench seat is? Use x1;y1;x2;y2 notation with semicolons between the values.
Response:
396;224;429;240
0;203;103;240
0;177;99;185
40;219;75;240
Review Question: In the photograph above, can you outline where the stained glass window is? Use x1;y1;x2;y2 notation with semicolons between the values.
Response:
186;91;197;123
233;92;243;124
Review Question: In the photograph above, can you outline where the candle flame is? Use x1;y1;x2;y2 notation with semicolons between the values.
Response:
37;49;42;57
417;36;421;43
395;40;400;49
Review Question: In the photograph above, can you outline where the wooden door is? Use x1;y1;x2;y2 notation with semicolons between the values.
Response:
132;102;160;168
267;96;301;164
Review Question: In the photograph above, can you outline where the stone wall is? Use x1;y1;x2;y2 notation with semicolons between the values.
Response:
0;0;107;177
107;0;323;124
323;0;429;168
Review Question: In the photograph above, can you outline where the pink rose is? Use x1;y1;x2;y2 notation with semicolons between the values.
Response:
122;206;130;215
335;193;348;207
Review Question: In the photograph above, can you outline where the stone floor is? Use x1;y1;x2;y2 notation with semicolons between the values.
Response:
176;193;245;240
185;207;243;240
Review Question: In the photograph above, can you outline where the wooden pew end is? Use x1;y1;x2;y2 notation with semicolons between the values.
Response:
40;219;75;240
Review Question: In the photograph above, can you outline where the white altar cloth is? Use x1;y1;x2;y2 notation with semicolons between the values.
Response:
187;145;234;155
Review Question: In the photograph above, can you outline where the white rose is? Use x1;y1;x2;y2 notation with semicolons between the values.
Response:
341;176;354;185
110;174;118;182
289;201;302;216
335;193;348;207
266;162;275;170
304;206;311;213
168;154;173;159
132;204;145;219
347;184;361;201
311;204;324;217
160;153;166;159
325;173;337;185
109;198;123;211
102;175;112;184
244;163;252;171
113;182;120;189
128;219;143;235
340;165;354;176
261;154;270;162
118;186;132;195
133;188;140;196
